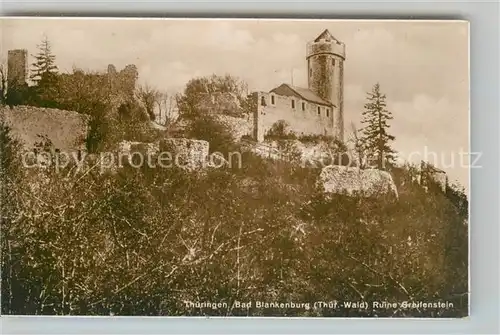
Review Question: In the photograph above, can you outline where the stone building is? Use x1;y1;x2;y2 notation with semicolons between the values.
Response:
252;29;346;142
7;49;28;88
6;46;138;108
5;49;29;104
107;64;138;99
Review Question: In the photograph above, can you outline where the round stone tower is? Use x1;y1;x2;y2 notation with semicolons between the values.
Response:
307;29;346;141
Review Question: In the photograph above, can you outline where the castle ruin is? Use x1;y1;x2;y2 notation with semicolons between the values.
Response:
252;29;345;142
7;49;28;88
3;47;138;154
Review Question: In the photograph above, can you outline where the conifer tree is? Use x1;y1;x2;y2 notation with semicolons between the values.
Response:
30;36;58;84
360;83;396;169
30;37;59;106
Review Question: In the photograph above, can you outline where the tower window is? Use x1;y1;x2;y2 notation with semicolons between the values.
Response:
309;68;312;77
302;102;305;111
260;96;266;106
332;59;336;66
271;95;275;105
317;106;321;115
291;99;295;109
326;109;330;117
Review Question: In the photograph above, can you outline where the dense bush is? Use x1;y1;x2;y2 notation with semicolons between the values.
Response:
1;121;468;317
184;113;240;155
1;70;467;317
264;120;297;141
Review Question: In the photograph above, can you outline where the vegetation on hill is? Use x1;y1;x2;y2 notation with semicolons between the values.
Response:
3;38;163;153
1;113;468;317
177;74;248;120
0;43;468;317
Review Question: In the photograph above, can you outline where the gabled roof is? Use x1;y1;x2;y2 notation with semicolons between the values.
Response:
270;83;334;107
314;29;343;44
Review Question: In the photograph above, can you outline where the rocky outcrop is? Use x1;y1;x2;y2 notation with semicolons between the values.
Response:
114;138;229;171
419;161;447;193
159;138;210;170
428;170;447;193
319;165;398;198
250;139;345;166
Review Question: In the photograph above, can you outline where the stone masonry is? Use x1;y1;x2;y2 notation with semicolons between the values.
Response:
251;29;346;143
0;105;89;153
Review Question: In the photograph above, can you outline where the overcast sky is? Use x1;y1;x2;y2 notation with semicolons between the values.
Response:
1;18;469;190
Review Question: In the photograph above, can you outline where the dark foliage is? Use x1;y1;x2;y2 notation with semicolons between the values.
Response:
264;120;297;141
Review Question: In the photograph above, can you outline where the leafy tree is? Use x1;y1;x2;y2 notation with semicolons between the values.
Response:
348;122;366;168
136;84;160;121
136;85;177;125
177;74;248;118
360;83;396;170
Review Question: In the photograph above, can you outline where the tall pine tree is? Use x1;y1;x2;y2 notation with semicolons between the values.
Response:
360;83;396;170
30;36;59;106
30;36;58;84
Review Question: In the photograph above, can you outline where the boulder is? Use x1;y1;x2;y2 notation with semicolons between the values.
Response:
159;138;209;170
319;165;398;198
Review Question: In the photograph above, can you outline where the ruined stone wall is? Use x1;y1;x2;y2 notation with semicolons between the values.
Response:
159;138;210;170
106;64;139;108
252;91;336;142
250;139;330;163
216;114;254;141
7;49;28;87
112;138;210;171
0;105;89;152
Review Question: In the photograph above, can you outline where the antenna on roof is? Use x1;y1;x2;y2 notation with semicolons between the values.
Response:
291;68;294;86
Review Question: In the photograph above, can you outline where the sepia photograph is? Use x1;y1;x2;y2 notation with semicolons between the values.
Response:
0;18;469;317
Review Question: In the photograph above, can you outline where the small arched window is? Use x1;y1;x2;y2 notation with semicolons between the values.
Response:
261;96;266;106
